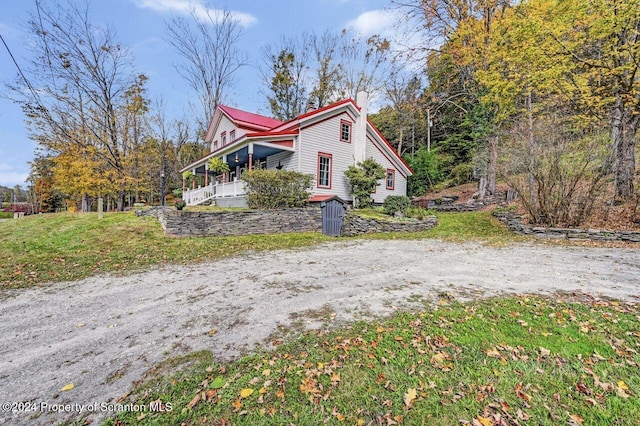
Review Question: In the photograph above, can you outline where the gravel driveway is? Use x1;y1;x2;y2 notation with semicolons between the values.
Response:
1;239;638;425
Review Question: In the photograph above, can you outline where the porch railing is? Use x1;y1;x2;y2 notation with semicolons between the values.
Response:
183;179;246;206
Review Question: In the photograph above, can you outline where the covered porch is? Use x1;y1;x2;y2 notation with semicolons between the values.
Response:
181;137;295;206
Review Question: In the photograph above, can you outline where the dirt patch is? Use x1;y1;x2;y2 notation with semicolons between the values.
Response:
0;239;638;425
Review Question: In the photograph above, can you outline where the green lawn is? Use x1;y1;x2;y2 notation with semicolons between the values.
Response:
0;210;520;288
3;211;637;425
105;296;640;425
0;212;330;287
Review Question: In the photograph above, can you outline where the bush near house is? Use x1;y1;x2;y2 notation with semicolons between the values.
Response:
242;170;313;209
382;195;411;216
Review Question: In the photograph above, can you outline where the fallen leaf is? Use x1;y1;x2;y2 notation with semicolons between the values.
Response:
60;383;74;392
403;388;417;409
211;376;226;389
186;394;200;409
617;381;629;391
539;347;551;357
431;352;447;364
240;388;254;398
568;414;583;425
208;329;217;336
516;409;530;420
486;348;501;358
476;416;493;426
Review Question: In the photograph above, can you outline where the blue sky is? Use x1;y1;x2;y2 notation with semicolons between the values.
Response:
0;0;402;188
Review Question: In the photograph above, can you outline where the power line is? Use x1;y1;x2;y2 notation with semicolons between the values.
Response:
0;32;43;106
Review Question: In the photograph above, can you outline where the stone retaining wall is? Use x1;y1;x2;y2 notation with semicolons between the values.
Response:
137;207;438;237
431;204;479;212
341;212;438;237
493;211;640;243
144;208;323;237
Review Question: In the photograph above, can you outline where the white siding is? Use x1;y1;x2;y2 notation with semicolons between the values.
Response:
366;135;408;204
208;116;251;152
298;112;356;201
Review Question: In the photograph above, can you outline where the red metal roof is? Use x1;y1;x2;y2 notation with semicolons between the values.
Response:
245;130;298;137
308;194;338;202
218;105;283;129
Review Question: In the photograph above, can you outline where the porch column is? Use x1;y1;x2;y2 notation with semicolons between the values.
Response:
222;155;227;183
192;168;196;189
205;163;209;186
182;176;185;193
248;143;254;171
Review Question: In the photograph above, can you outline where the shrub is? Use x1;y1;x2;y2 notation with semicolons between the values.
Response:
3;203;33;215
344;158;385;208
405;206;434;220
174;199;186;210
382;195;411;216
242;169;313;209
404;147;451;197
449;163;474;186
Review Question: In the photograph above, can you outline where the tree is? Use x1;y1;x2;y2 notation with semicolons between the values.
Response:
344;158;386;208
404;147;449;196
537;0;640;200
14;0;145;211
262;38;310;120
337;31;392;100
28;155;65;213
166;6;248;138
261;30;392;118
308;31;343;108
382;71;424;156
479;0;640;202
396;0;511;198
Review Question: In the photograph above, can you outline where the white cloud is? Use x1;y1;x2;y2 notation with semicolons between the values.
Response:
132;0;258;27
345;9;398;36
346;8;431;73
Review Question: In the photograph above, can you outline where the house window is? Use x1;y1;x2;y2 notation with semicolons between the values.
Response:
230;130;236;142
317;153;332;188
386;169;395;190
213;140;219;151
340;121;351;143
221;132;227;146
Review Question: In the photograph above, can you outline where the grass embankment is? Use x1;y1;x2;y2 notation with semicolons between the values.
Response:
358;209;521;244
0;212;329;287
106;296;640;425
0;210;518;288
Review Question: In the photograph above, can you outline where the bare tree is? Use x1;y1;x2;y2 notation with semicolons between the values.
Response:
14;0;142;211
260;29;392;118
337;29;392;100
166;6;248;138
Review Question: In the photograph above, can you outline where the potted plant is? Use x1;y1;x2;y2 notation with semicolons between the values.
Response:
174;199;186;210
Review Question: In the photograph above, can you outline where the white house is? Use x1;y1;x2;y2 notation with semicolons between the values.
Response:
180;91;412;206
